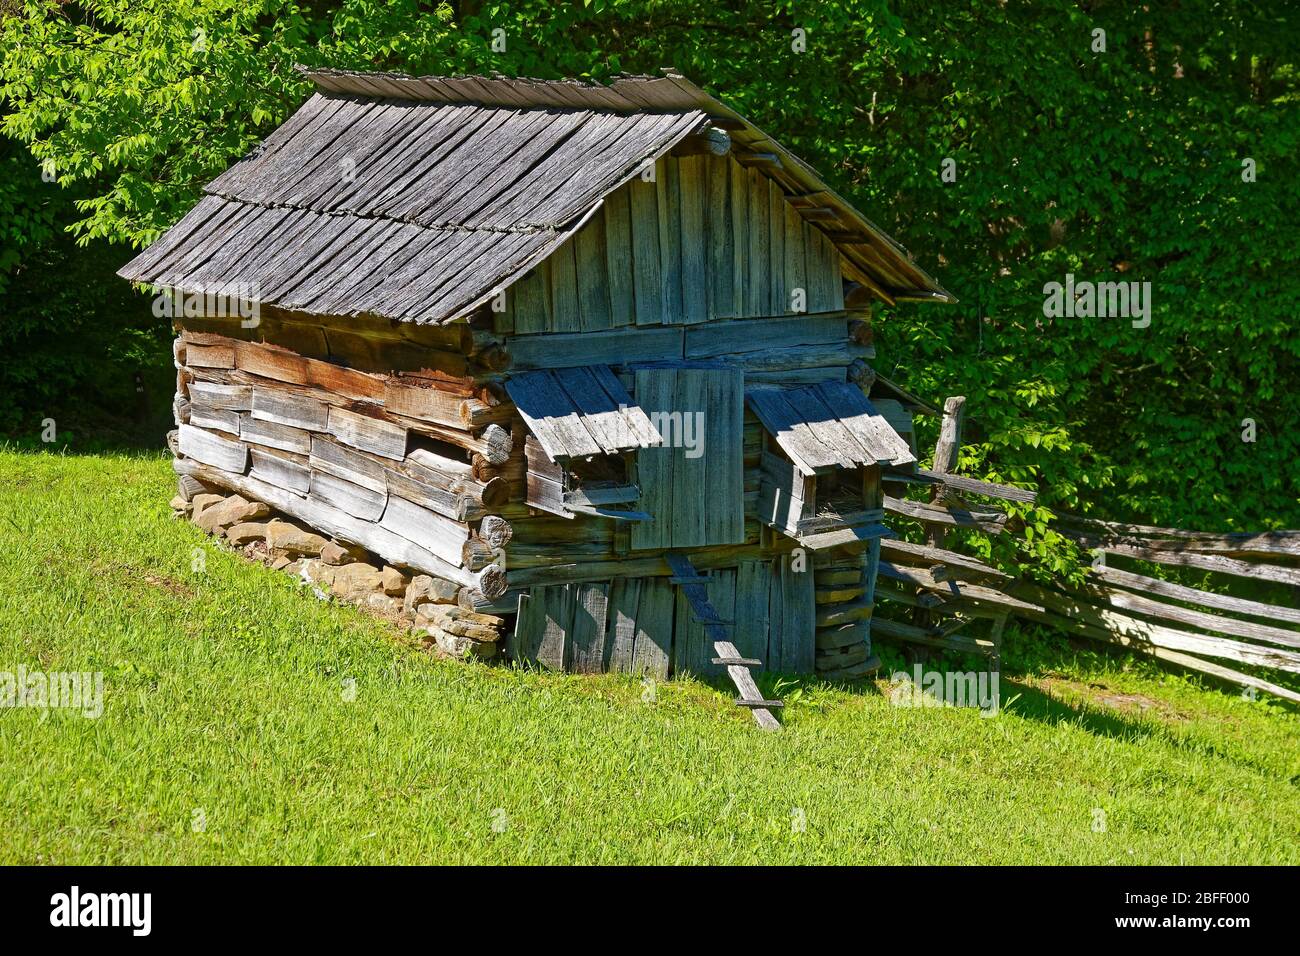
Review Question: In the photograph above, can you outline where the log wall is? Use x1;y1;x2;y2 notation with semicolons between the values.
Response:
171;329;511;599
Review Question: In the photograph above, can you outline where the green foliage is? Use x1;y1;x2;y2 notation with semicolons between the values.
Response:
1;0;1297;541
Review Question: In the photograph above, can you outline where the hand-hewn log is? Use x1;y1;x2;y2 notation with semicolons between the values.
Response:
461;537;502;571
476;514;514;549
174;457;504;596
847;359;876;390
383;467;482;522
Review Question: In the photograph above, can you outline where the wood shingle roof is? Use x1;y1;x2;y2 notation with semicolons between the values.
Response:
120;67;951;325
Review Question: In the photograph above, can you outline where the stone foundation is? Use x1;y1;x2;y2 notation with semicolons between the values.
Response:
173;479;504;660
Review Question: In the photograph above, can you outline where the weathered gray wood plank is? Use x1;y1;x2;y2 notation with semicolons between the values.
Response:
248;446;310;494
670;369;710;548
569;582;611;673
656;156;682;324
1098;544;1300;588
729;158;748;318
678;155;708;324
784;199;806;312
767;178;786;314
189;404;240;434
250;386;329;431
1091;564;1300;626
605;577;642;673
603;188;635;328
327;406;408;461
188;381;252;411
588;365;663;448
628;176;663;326
703;368;744;545
508;261;551;334
310;434;387;494
630;577;674;679
683;314;849;359
176;456;488;593
779;556;816;674
379;492;469;566
734;559;771;668
549;236;581;333
179;423;248;472
505;325;683;370
575;204;613;332
552;366;637;452
239;414;312;455
506;370;603;461
631;368;677;551
747;168;769;316
745;387;834;475
707;154;734;320
310;468;387;522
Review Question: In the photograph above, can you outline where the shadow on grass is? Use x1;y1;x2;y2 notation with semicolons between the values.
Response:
996;676;1170;742
1;428;172;458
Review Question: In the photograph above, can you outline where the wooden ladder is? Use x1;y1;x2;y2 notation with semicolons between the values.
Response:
665;552;782;731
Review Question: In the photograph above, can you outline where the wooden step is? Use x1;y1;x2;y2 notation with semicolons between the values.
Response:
665;551;782;731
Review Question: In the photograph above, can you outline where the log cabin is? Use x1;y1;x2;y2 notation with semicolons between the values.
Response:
120;67;953;723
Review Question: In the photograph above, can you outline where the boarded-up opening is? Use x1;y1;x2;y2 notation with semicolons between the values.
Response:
631;366;744;549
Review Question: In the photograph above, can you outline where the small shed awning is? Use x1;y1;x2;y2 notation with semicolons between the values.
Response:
746;382;915;476
506;366;662;462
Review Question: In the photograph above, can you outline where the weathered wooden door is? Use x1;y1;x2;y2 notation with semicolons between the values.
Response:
631;367;744;550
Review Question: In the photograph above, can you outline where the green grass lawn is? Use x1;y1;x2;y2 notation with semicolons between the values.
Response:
0;448;1296;864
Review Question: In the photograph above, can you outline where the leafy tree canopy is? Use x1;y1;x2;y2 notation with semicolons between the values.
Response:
2;0;1297;556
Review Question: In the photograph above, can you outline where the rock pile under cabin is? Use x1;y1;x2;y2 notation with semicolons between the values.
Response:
121;67;954;727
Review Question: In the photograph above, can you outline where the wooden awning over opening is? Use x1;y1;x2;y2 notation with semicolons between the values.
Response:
506;365;662;462
746;382;915;476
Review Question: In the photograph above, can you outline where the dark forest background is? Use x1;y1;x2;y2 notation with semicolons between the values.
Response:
2;0;1296;556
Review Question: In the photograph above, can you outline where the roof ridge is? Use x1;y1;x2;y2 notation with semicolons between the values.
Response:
295;65;709;114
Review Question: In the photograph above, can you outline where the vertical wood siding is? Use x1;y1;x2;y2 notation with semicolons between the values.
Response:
509;560;815;678
500;155;844;334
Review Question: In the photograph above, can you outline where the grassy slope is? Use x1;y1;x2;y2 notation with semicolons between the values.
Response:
0;449;1296;865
